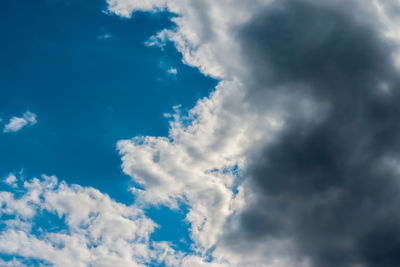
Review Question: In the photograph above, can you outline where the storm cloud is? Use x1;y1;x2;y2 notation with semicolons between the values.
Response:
232;1;400;267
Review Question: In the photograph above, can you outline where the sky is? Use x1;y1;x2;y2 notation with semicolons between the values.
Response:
2;0;400;266
0;0;216;256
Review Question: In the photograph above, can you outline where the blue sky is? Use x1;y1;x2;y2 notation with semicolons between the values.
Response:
0;0;216;257
0;0;215;198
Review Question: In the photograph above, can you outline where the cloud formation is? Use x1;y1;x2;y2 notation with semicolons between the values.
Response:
0;175;189;267
3;111;37;133
228;1;400;267
3;0;400;266
108;0;400;266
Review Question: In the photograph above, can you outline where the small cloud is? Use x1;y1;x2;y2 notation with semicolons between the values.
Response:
4;173;17;188
179;237;188;245
145;31;168;48
3;111;37;133
167;67;178;75
97;32;112;40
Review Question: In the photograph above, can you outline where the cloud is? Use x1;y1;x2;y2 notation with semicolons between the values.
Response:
0;175;216;266
0;258;27;267
4;173;17;188
108;0;260;79
167;67;178;75
224;2;400;267
97;32;112;40
107;0;400;266
3;111;37;133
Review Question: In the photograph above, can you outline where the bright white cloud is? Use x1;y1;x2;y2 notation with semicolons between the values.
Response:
0;175;220;266
3;111;37;133
117;81;284;253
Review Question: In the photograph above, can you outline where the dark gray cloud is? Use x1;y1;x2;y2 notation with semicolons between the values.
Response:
229;1;400;266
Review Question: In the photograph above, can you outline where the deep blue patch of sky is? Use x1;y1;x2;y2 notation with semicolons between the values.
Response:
0;0;217;200
147;204;192;252
0;0;217;253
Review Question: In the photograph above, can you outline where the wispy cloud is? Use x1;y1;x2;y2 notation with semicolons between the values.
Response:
97;32;112;40
3;111;37;133
167;67;178;75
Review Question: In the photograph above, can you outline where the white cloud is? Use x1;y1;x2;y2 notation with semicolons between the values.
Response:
117;81;284;253
106;0;300;264
0;258;27;267
0;175;217;266
4;173;17;188
3;111;37;133
107;0;266;79
167;67;178;75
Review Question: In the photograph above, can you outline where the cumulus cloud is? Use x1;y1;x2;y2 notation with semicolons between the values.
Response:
3;111;37;133
107;0;400;266
226;2;400;267
0;175;219;266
